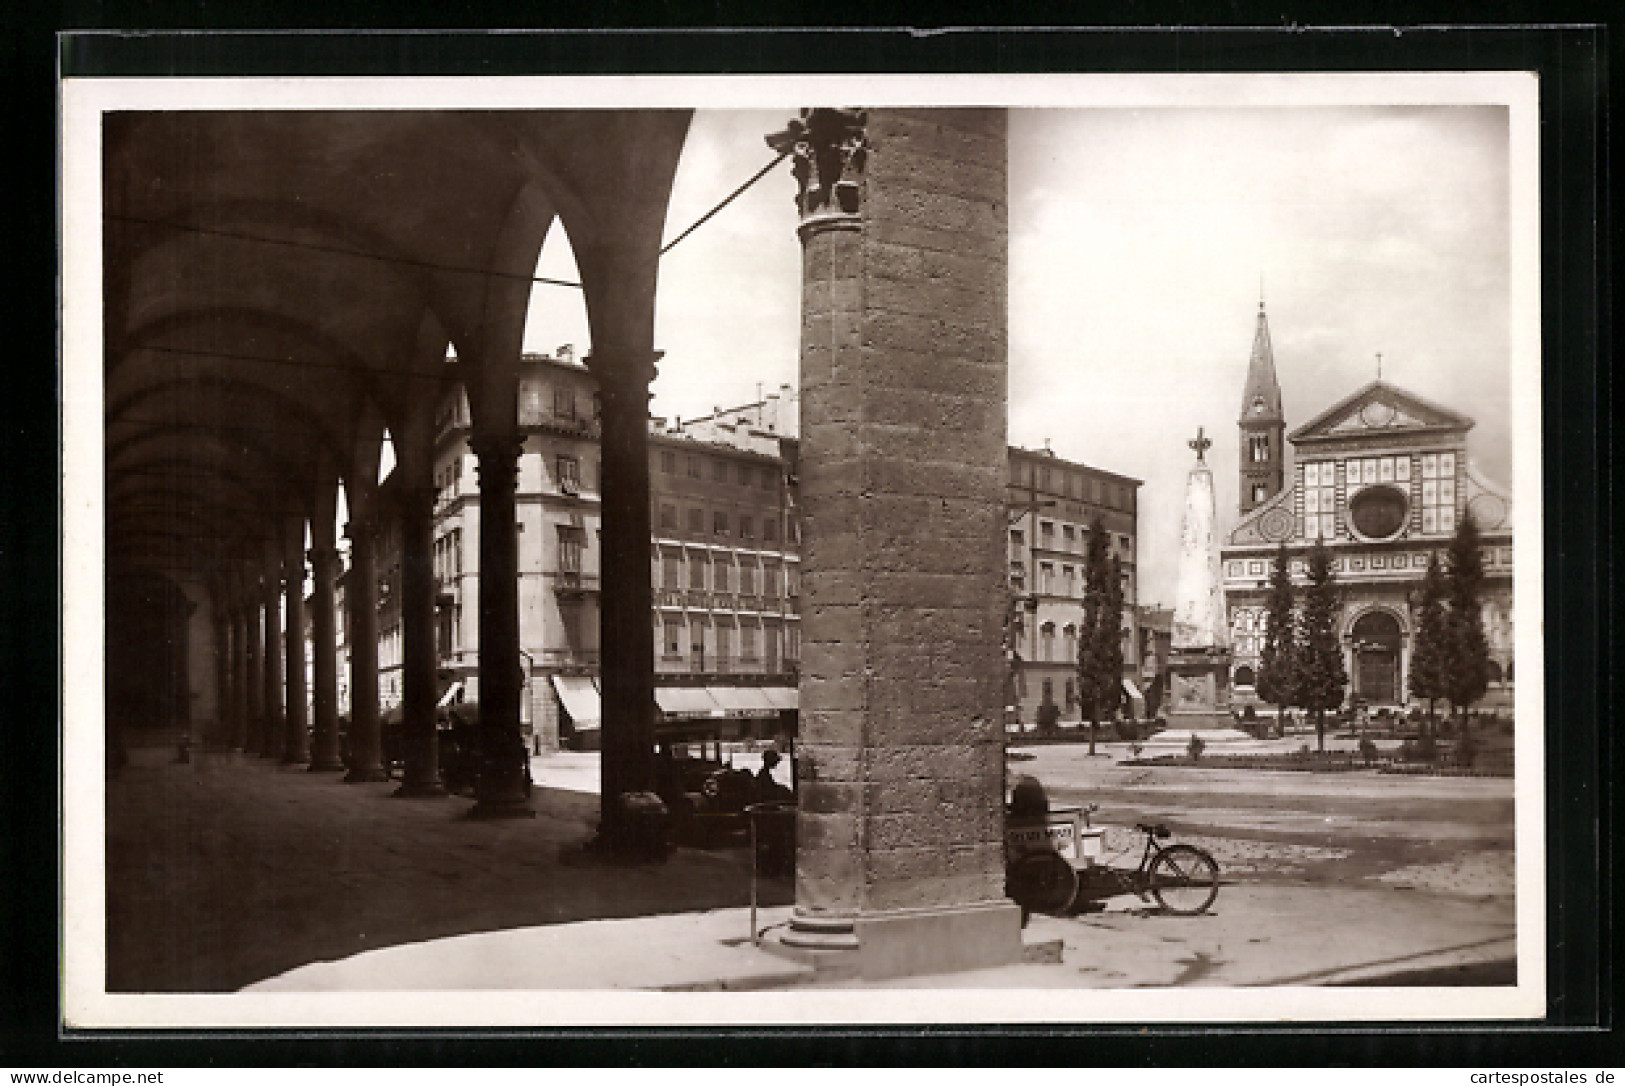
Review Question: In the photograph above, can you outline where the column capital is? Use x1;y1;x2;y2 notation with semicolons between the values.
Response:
584;349;661;391
765;107;868;227
468;432;525;460
399;482;439;520
469;434;526;491
344;511;377;543
307;546;342;573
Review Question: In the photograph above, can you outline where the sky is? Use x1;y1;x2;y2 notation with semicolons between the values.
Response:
521;105;1515;609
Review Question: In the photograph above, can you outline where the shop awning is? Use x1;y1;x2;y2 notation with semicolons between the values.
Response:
552;675;602;732
761;686;798;711
709;687;779;717
654;686;724;720
436;680;464;709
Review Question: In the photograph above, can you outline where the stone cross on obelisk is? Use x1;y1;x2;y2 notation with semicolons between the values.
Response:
1163;426;1237;735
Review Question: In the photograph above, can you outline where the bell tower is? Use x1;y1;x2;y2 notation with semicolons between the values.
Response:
1238;299;1285;515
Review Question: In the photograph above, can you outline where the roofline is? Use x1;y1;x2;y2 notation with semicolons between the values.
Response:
1287;379;1475;442
1008;444;1143;487
647;429;785;465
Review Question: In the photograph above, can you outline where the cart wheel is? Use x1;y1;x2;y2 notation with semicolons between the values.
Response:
1149;844;1221;915
1006;851;1079;916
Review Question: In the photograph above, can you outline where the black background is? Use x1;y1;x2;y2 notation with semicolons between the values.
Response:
4;7;1612;1069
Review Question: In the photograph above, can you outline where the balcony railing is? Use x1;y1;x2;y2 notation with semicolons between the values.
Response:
675;653;798;679
552;571;601;597
650;590;801;614
540;648;600;668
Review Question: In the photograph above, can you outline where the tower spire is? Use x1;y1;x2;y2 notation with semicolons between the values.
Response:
1239;301;1283;423
1238;298;1286;516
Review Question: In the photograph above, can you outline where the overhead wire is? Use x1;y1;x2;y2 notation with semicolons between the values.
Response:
105;149;791;291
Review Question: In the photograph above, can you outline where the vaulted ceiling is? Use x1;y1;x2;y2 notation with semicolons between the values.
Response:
103;109;692;598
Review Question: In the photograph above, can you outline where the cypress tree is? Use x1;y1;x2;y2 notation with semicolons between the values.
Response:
1293;537;1348;752
1443;510;1492;723
1077;518;1124;756
1406;551;1450;738
1255;542;1297;739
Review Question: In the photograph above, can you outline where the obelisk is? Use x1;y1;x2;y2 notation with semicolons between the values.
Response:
1163;428;1238;735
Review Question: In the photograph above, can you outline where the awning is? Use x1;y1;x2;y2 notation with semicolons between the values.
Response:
436;680;464;709
655;686;724;720
760;686;798;711
552;675;602;732
1122;677;1144;701
710;687;779;716
708;686;789;721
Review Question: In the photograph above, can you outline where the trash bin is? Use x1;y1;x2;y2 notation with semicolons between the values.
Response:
746;800;796;879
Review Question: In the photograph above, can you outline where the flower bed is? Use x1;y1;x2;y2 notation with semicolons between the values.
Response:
1379;762;1514;778
1118;752;1513;777
1119;753;1371;772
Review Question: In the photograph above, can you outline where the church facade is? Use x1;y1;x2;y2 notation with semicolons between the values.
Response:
1221;305;1515;711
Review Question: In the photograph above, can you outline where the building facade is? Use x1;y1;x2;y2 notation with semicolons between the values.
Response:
648;391;802;745
397;351;800;750
330;358;1144;745
1005;446;1143;731
1222;307;1515;711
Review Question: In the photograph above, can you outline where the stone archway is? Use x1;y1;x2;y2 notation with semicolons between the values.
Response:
1349;609;1405;705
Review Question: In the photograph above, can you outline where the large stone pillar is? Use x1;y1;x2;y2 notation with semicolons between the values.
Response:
307;543;344;771
769;108;1022;978
469;434;531;816
231;605;249;750
394;484;445;797
261;551;285;760
282;528;310;765
588;350;658;847
343;513;387;782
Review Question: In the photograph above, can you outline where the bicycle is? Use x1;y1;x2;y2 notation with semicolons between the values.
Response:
1006;811;1221;917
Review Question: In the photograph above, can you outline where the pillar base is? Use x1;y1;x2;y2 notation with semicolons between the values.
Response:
307;758;346;772
780;913;859;952
467;799;536;820
392;780;447;799
1163;710;1242;732
774;900;1023;981
342;766;389;783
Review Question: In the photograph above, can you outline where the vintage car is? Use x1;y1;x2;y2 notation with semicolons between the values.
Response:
438;700;532;798
653;720;793;848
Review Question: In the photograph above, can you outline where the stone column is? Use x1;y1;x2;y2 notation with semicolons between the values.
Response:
282;537;310;765
469;434;531;816
244;596;263;755
216;610;236;749
262;555;285;760
587;350;658;847
394;484;445;797
768;108;1021;978
307;544;344;771
343;513;387;782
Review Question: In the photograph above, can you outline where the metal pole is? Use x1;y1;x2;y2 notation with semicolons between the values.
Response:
749;810;759;947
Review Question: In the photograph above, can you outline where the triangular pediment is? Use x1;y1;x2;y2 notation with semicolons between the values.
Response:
1289;380;1473;445
1227;481;1297;547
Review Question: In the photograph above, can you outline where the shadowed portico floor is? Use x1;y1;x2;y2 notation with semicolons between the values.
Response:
104;743;785;993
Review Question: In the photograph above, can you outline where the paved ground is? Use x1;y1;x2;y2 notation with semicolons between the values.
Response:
103;736;1518;998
